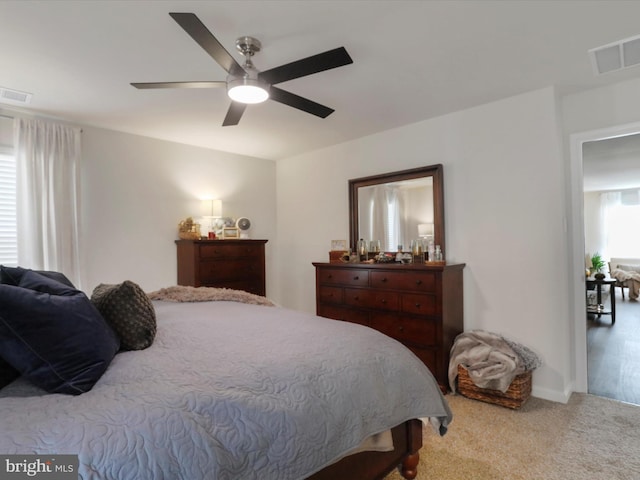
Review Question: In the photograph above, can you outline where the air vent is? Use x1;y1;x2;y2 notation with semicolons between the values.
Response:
0;87;33;105
589;34;640;75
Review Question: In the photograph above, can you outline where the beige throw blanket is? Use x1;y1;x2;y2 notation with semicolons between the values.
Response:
611;268;640;300
147;285;275;307
448;330;541;393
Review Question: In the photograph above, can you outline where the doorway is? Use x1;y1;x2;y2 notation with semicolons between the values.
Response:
571;123;640;405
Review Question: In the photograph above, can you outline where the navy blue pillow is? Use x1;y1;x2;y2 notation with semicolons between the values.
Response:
0;271;120;395
0;265;76;288
0;356;19;389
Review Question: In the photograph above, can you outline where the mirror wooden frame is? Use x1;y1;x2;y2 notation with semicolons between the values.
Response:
348;164;445;258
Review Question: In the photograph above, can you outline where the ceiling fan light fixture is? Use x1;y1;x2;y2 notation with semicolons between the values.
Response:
227;77;269;104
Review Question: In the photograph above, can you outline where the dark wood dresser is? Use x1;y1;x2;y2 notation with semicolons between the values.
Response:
176;239;267;296
313;262;464;390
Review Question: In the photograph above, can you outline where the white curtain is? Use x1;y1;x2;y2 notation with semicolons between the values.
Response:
598;191;620;261
367;185;407;251
368;185;387;247
385;186;408;251
384;187;400;251
14;118;81;285
599;189;640;260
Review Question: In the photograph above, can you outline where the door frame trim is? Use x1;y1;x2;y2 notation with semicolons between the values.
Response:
569;121;640;392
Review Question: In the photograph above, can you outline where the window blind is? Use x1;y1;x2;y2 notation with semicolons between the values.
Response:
0;152;17;266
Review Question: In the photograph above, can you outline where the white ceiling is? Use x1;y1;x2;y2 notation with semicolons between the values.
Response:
3;1;640;161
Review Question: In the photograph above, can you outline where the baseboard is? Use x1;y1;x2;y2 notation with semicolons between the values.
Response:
531;382;573;404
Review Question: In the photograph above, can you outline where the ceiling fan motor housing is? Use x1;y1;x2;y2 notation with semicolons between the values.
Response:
236;36;261;56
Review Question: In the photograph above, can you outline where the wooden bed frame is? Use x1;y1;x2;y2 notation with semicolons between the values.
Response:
306;419;423;480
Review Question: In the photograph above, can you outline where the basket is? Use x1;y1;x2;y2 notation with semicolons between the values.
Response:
178;231;201;240
178;217;201;240
457;364;532;409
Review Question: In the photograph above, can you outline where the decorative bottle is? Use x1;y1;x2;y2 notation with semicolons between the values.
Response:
427;240;435;262
357;239;367;261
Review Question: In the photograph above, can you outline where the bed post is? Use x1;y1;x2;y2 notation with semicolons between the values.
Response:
400;452;419;479
400;419;423;480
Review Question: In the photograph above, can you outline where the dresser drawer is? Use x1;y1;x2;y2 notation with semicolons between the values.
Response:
199;243;262;259
401;293;438;316
371;291;399;311
370;271;436;293
318;286;344;304
317;268;369;286
200;260;259;281
406;346;438;376
318;304;369;326
370;313;437;345
344;287;376;307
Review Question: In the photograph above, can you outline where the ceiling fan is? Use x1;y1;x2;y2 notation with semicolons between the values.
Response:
131;12;354;126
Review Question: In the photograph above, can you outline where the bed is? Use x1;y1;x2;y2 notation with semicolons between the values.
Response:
0;273;452;480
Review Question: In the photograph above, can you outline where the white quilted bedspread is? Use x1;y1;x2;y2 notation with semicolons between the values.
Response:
0;301;451;480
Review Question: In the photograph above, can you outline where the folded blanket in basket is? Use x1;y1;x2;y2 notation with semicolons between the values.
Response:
448;330;542;394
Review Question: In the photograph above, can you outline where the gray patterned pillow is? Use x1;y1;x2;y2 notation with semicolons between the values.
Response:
91;281;156;351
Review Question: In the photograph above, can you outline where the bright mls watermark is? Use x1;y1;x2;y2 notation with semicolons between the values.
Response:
0;455;78;479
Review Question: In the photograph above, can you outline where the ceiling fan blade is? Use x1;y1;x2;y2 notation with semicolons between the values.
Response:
259;47;353;85
222;102;247;126
131;81;226;89
169;12;246;78
269;86;334;118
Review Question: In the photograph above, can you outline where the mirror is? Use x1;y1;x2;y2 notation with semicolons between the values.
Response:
349;164;445;258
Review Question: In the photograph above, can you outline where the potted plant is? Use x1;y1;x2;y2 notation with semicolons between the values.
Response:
591;253;606;279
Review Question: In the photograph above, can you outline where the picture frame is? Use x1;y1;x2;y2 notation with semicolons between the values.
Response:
223;227;240;239
331;239;348;251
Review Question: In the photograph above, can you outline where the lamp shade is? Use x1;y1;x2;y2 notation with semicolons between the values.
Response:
202;199;222;218
418;223;434;237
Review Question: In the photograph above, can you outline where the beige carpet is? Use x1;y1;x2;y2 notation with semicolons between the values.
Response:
386;393;640;480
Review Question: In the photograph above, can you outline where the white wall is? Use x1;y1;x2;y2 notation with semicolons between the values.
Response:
79;126;277;294
563;77;640;136
275;87;571;402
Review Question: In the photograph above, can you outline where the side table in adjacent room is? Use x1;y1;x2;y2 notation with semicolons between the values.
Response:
586;277;616;325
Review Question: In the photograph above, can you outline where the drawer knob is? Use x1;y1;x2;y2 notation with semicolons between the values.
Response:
353;296;359;301
381;299;387;304
327;274;333;279
398;326;404;332
381;277;388;283
353;276;359;280
416;279;422;285
415;303;421;308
